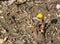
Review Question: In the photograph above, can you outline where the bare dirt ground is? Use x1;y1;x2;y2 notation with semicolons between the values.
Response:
0;0;60;44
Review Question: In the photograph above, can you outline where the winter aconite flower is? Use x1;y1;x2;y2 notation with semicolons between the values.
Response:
37;13;45;33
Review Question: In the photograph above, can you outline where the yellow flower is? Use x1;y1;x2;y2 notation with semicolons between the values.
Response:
37;13;44;19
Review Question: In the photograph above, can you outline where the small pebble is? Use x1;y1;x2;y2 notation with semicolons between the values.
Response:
57;14;60;18
57;36;60;40
17;0;26;3
1;30;6;34
56;4;60;9
48;14;51;17
53;33;55;36
8;0;16;5
0;39;5;44
33;17;41;21
35;1;40;4
0;16;4;18
0;10;3;14
55;27;58;30
4;36;8;41
27;25;33;27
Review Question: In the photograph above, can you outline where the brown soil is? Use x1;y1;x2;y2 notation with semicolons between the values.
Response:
0;0;60;44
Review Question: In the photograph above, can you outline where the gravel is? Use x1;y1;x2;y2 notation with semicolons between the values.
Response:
0;0;60;44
